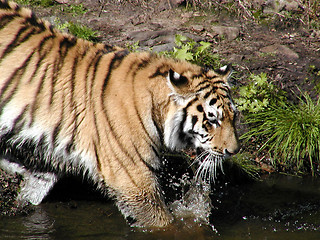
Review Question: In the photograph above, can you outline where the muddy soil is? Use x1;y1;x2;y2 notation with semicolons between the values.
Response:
42;0;319;96
1;0;320;214
25;0;319;95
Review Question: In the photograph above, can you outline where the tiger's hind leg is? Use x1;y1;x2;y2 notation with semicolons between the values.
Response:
0;158;58;206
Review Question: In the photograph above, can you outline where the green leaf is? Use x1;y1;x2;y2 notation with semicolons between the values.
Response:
175;34;188;47
174;47;194;61
197;41;211;53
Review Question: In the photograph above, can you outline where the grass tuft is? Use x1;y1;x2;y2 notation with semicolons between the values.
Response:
242;92;320;175
54;18;98;42
15;0;55;7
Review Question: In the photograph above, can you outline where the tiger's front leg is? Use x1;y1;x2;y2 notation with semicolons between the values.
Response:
113;186;173;228
103;162;173;227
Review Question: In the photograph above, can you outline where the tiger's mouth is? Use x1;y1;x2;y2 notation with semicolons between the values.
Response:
183;147;225;161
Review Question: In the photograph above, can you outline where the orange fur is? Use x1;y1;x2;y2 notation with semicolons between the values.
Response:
0;1;239;227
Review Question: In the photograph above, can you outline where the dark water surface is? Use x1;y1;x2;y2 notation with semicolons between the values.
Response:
1;174;320;239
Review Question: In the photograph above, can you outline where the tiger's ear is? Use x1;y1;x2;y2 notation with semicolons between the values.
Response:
214;64;233;82
166;69;188;94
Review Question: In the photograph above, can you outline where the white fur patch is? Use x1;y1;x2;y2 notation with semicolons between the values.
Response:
0;158;57;206
164;109;185;150
0;117;102;185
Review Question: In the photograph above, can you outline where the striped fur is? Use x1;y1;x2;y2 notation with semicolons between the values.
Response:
0;1;239;227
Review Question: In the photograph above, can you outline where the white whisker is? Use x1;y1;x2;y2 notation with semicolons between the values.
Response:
193;150;224;184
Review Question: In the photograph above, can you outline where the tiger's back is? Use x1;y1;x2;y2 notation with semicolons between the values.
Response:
0;1;117;176
0;0;239;228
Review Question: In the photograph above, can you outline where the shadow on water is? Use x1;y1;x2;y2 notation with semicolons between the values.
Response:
1;174;320;239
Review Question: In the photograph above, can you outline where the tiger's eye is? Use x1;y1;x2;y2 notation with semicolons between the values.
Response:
209;98;217;106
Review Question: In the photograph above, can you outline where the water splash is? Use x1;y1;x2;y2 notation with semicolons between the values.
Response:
169;176;212;225
160;151;224;227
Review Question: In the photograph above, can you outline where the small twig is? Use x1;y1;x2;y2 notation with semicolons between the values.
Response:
237;0;254;20
98;0;106;17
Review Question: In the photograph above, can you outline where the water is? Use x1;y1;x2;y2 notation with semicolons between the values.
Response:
1;174;320;239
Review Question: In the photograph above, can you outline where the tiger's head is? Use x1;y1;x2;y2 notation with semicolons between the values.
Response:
164;64;240;182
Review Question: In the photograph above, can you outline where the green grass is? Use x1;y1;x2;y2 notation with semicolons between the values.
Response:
16;1;87;17
61;3;87;17
15;0;55;7
242;92;320;175
54;18;98;42
66;22;98;42
226;153;260;180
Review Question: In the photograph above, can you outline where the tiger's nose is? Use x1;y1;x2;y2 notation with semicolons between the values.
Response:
224;147;240;157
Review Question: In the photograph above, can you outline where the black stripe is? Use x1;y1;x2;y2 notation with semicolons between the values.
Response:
102;107;136;164
11;104;29;130
1;18;50;61
26;12;46;32
52;122;62;147
0;13;19;29
0;1;13;10
101;106;140;171
151;112;164;143
185;97;198;109
65;142;74;154
37;35;55;59
218;87;230;94
92;103;101;145
102;50;129;91
89;55;104;146
196;83;211;93
101;43;117;54
0;25;30;60
0;75;19;112
220;93;230;99
28;36;55;84
50;36;77;106
191;115;198;129
204;91;211;99
131;58;161;148
178;108;187;142
62;51;77;152
149;69;167;78
0;50;37;115
0;34;54;107
195;79;210;88
90;53;103;99
191;73;206;79
149;63;167;79
74;110;86;133
132;143;156;172
212;80;227;85
93;141;101;171
58;36;77;59
28;64;47;127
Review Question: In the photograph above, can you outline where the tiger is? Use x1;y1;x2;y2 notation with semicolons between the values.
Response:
0;0;239;228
